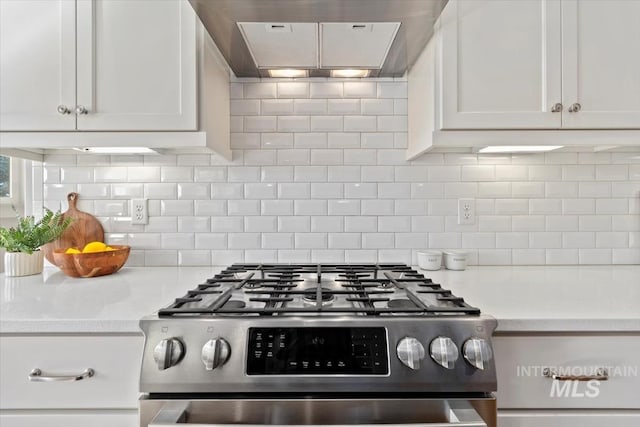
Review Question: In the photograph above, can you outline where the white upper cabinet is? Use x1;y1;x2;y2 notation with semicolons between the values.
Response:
437;0;640;131
0;1;76;131
561;0;640;129
76;0;197;131
440;0;562;129
0;0;197;132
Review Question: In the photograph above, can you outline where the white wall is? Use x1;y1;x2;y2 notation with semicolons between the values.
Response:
31;78;640;266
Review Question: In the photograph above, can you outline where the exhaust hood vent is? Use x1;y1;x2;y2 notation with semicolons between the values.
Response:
320;23;400;69
189;0;449;78
237;23;318;69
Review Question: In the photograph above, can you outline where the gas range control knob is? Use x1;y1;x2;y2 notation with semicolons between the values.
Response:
396;337;425;370
463;338;493;370
153;338;184;370
202;338;231;371
430;336;459;369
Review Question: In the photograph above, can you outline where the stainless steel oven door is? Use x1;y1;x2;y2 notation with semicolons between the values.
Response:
140;398;495;427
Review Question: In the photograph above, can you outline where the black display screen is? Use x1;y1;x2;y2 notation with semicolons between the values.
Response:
247;327;388;375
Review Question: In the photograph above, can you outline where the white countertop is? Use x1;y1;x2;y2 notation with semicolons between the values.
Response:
1;266;639;334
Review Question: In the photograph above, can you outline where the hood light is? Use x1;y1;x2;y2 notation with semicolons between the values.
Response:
268;69;309;78
478;145;564;154
330;69;370;78
73;147;160;154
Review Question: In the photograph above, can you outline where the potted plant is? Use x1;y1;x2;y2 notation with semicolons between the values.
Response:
0;209;71;277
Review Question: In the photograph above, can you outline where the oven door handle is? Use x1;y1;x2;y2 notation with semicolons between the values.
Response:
148;401;487;427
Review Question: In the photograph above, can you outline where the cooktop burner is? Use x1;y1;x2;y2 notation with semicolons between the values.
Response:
157;264;480;317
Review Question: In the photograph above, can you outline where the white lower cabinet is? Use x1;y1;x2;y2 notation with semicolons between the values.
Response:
494;334;640;426
0;411;138;427
0;334;142;427
498;410;640;427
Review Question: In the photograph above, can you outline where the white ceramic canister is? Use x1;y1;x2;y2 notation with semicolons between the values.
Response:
417;250;442;271
443;250;468;270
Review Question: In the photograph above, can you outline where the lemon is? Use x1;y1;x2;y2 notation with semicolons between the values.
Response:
65;247;81;254
105;246;116;251
82;241;108;253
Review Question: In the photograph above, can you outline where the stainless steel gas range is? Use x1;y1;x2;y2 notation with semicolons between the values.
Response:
139;264;497;427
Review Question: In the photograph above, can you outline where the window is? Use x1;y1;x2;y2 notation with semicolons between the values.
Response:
0;156;23;214
0;156;11;198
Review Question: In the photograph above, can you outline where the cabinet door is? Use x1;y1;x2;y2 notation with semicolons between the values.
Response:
0;0;76;131
76;0;197;131
440;0;562;129
561;0;640;129
0;411;138;427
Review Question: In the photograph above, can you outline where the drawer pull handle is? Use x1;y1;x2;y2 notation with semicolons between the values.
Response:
28;368;94;382
543;367;608;381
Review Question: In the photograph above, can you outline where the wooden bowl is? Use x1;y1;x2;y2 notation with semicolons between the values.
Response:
51;245;130;278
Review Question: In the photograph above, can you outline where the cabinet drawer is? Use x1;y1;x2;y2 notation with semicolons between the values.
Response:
494;335;640;409
0;335;142;409
0;410;138;427
498;410;640;427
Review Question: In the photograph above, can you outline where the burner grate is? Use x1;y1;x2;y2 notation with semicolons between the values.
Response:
157;264;480;317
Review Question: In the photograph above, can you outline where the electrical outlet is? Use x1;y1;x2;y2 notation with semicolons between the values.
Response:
457;198;475;225
131;199;148;225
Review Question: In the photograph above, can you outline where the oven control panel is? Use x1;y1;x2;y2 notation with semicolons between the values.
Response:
247;327;388;375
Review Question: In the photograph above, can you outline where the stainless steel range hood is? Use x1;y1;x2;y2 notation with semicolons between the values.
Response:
188;0;448;78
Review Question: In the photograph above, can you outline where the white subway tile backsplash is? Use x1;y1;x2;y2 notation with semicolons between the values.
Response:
35;79;637;266
328;132;360;148
111;183;144;199
343;82;376;98
245;183;277;199
228;233;261;249
295;233;328;249
294;99;327;115
295;200;327;215
228;200;261;216
311;149;343;165
277;82;309;98
596;165;628;180
194;200;226;216
278;116;310;132
312;183;344;199
344;183;377;199
328;99;361;115
344;115;377;132
310;116;343;131
245;116;277;132
178;216;210;233
361;133;393;149
278;216;310;232
344;216;377;232
244;82;277;99
161;200;194;216
310;82;343;98
161;233;194;250
244;216;277;233
262;200;294;215
178;183;210;200
295;133;328;148
328;199;360;215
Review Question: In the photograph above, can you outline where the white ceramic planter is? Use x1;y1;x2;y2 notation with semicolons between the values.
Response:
4;251;44;277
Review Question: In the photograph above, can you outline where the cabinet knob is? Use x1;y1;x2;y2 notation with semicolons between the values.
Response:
551;103;563;113
57;105;71;115
76;105;89;115
568;103;581;113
